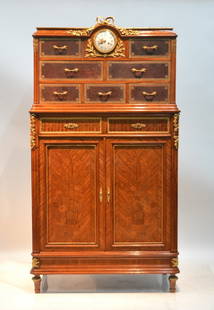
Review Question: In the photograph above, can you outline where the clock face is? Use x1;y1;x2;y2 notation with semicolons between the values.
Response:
93;29;117;54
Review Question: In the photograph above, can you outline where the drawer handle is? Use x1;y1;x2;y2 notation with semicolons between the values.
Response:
131;67;147;78
131;123;146;129
143;45;158;51
64;68;79;77
98;91;112;101
64;123;79;129
52;45;68;50
53;91;68;101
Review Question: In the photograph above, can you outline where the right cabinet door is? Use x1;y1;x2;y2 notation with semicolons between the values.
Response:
106;138;172;251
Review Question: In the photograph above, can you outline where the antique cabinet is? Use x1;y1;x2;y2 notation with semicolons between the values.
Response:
30;17;179;293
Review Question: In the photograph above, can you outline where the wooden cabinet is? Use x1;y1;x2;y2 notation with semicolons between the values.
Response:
31;17;179;293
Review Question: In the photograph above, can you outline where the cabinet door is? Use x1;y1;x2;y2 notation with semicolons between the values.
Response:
106;138;171;251
39;138;105;251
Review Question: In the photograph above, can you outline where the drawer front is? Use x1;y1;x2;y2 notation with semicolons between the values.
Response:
85;84;125;103
40;84;80;103
40;117;102;133
41;62;102;80
108;117;169;133
108;62;169;80
130;39;169;57
130;84;169;103
40;39;81;56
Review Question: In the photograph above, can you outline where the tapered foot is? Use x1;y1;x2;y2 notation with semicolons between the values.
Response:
169;274;178;292
32;275;41;293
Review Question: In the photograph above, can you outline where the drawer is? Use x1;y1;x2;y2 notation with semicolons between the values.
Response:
85;84;125;103
40;39;81;56
41;61;102;80
40;84;80;103
129;84;169;103
130;39;169;57
107;117;169;133
108;62;169;80
40;117;102;133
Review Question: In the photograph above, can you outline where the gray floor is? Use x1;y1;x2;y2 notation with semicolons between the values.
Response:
0;252;214;310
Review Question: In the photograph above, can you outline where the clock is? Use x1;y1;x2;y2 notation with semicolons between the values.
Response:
93;29;118;54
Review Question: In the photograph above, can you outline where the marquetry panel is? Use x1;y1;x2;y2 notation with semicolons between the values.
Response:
106;139;171;250
41;141;103;248
130;39;169;57
129;84;169;103
40;61;103;80
40;117;102;133
40;38;81;57
40;84;80;103
107;62;169;80
107;117;170;134
85;84;125;103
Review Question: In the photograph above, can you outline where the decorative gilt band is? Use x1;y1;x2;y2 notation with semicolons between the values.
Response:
67;16;141;37
33;38;38;49
173;113;179;149
32;257;40;268
30;114;37;150
171;257;178;268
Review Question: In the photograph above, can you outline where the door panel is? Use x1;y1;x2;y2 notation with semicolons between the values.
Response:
106;138;171;250
40;139;104;250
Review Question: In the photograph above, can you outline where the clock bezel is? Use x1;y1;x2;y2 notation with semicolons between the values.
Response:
93;28;118;54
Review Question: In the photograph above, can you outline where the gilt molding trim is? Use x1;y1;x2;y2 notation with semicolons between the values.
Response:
173;113;179;149
32;257;40;268
33;38;38;49
171;257;178;268
67;16;141;37
85;38;125;58
30;114;37;150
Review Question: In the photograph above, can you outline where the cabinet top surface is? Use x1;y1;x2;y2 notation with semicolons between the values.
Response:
33;16;177;38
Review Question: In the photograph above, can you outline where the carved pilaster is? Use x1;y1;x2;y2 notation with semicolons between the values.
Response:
30;114;38;150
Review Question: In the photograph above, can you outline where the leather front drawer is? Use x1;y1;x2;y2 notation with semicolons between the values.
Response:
41;62;102;80
40;39;81;56
107;117;169;133
130;84;169;103
130;39;169;57
40;117;102;133
40;84;80;103
108;62;168;80
85;84;125;103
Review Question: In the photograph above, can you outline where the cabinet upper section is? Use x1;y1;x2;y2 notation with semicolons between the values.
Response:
32;17;178;113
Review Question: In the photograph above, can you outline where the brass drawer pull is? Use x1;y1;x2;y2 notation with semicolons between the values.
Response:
143;45;158;51
64;68;79;73
64;123;79;129
131;68;147;73
131;67;147;78
52;45;68;50
131;123;146;129
98;91;112;96
53;91;68;96
142;91;157;96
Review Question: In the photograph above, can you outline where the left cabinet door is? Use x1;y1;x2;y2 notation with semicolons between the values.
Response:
38;138;105;251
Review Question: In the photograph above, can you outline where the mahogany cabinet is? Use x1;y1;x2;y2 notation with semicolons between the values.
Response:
30;17;179;293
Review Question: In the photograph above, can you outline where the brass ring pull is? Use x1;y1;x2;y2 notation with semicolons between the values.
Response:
64;123;79;129
131;123;146;129
142;91;157;96
64;68;79;73
131;68;147;73
143;45;158;51
52;45;68;50
98;91;112;96
53;91;68;96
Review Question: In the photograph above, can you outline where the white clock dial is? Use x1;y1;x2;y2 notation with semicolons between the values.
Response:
93;29;117;54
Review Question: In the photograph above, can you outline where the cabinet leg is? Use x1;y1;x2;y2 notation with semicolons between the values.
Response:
168;274;178;292
32;275;41;293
